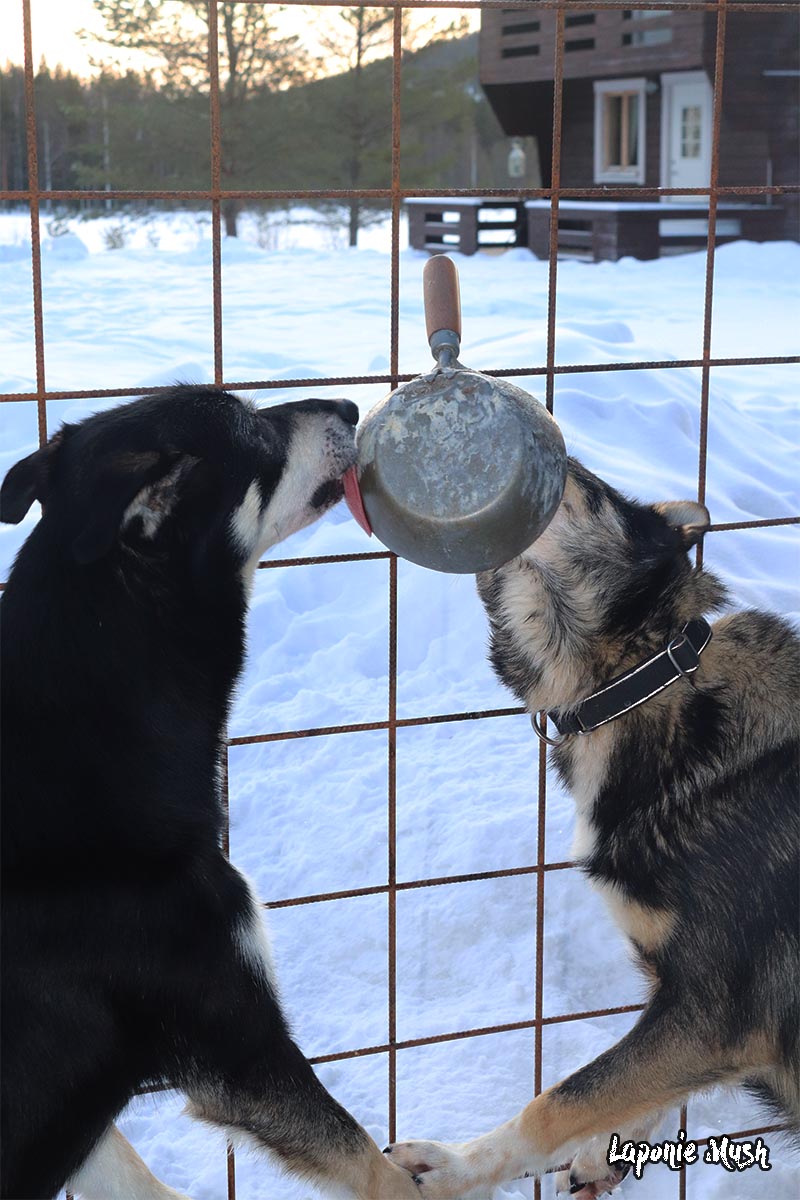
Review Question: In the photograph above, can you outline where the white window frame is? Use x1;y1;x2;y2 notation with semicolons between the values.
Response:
593;77;647;185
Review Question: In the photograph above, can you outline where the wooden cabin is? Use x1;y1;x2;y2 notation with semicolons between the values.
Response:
476;4;799;258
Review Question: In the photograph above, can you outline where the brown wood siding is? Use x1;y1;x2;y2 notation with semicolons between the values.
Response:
480;9;705;89
707;9;799;235
560;81;594;187
644;86;662;190
710;11;799;186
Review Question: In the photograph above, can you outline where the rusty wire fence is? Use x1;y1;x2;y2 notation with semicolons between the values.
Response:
2;0;799;1197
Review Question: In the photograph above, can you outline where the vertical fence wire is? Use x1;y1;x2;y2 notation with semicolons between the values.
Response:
679;1102;689;1200
685;10;731;1168
532;724;550;1200
387;5;405;1145
534;11;567;1198
696;0;729;575
208;0;225;390
388;552;399;1142
544;8;566;418
206;6;236;1191
21;0;47;447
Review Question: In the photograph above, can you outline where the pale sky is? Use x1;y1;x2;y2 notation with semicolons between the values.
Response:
4;0;476;79
5;0;112;76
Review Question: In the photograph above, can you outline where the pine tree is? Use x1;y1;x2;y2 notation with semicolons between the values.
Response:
0;66;29;193
316;8;394;246
85;1;310;234
314;8;466;245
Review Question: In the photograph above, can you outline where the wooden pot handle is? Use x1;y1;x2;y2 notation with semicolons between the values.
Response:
423;255;461;342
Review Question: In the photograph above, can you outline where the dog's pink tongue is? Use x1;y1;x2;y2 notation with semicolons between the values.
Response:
343;466;372;537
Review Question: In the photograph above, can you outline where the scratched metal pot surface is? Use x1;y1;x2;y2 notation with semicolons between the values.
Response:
357;365;566;574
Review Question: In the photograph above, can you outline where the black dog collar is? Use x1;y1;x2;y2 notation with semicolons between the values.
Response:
532;617;713;745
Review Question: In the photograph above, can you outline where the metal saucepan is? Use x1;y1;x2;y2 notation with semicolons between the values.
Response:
343;255;567;573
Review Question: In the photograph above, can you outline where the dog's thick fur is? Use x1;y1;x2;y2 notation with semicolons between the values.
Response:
386;458;799;1198
0;387;420;1200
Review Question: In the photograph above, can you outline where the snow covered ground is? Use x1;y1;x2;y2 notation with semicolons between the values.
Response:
1;210;798;1199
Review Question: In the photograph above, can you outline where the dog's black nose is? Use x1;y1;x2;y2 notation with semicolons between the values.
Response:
278;397;360;426
333;399;359;426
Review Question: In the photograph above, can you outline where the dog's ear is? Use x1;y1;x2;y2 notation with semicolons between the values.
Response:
653;500;710;549
71;450;184;565
0;433;63;524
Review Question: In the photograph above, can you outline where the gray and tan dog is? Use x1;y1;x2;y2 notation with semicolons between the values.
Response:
386;458;799;1198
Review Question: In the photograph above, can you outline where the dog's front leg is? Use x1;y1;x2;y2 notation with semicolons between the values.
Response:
67;1124;191;1200
156;869;422;1200
188;1064;422;1200
385;1003;749;1199
385;1098;649;1199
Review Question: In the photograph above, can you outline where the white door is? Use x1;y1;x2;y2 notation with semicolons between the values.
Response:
661;72;713;200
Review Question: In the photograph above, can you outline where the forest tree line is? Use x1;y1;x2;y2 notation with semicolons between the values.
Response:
1;26;538;244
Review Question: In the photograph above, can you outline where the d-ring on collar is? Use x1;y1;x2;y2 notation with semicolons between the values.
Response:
532;617;713;746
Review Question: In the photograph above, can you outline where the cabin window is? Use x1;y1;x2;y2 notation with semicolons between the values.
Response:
501;21;540;35
623;9;671;19
681;105;703;158
621;9;673;46
622;27;673;47
501;44;540;59
593;78;647;184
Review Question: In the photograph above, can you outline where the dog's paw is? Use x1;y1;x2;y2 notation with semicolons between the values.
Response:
373;1156;426;1199
383;1141;486;1200
554;1154;630;1197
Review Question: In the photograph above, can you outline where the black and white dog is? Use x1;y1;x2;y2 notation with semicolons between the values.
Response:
0;388;421;1200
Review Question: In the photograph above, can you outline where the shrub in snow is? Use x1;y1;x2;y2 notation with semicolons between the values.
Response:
104;224;128;250
46;214;71;239
254;208;286;251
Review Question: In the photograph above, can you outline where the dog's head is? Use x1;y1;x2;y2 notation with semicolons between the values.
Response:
518;457;714;620
1;387;358;574
478;458;727;700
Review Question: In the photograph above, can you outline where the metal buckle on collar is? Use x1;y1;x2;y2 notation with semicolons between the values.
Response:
666;631;700;678
531;710;577;747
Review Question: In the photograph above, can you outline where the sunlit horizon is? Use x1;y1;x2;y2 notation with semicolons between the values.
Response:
4;0;477;81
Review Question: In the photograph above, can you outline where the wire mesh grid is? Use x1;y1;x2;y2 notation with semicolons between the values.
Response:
2;0;798;1197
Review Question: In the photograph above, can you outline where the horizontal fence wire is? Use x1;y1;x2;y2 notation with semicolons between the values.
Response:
3;185;799;203
3;357;800;405
263;861;576;911
104;0;800;12
6;0;794;1195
